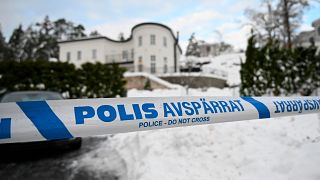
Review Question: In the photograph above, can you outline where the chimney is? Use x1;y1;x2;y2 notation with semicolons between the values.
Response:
176;31;179;42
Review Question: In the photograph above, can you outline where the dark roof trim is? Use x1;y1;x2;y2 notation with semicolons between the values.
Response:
106;61;134;65
58;22;182;53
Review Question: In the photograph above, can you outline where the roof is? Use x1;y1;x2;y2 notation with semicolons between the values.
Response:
312;18;320;27
58;22;182;53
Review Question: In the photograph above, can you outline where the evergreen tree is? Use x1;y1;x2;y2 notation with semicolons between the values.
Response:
0;26;9;61
8;24;25;61
118;32;125;41
0;61;126;98
89;30;101;37
241;33;320;96
144;79;152;90
185;33;200;57
240;33;258;96
70;24;86;39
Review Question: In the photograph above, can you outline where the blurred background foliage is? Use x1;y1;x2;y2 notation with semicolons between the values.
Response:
0;60;127;98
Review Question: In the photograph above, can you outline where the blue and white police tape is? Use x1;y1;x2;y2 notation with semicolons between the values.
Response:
0;96;320;144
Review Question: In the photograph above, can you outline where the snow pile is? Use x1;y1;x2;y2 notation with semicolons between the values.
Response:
124;72;181;89
73;53;320;180
179;53;244;85
202;53;245;86
73;87;320;180
128;87;233;97
111;114;320;180
160;72;227;81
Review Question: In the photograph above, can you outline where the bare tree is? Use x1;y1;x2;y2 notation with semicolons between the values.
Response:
277;0;309;48
245;0;280;43
245;0;311;48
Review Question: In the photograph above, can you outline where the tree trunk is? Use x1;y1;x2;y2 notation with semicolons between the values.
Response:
283;0;292;49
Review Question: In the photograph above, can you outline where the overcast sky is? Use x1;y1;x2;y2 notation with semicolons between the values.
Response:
0;0;319;51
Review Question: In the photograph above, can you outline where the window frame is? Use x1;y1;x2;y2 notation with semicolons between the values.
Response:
150;34;156;45
138;36;143;46
163;37;167;47
66;52;71;61
77;51;82;60
150;55;156;73
163;57;168;73
138;56;143;72
92;49;97;60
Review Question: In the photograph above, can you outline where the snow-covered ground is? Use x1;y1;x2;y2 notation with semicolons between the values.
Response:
73;53;320;180
124;72;181;89
74;87;320;180
180;53;245;86
202;53;245;86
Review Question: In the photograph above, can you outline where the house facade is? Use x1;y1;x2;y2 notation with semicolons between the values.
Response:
295;18;320;48
198;41;233;57
58;22;182;74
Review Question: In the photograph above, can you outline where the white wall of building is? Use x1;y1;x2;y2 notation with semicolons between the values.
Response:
59;38;106;67
58;23;182;74
132;24;178;74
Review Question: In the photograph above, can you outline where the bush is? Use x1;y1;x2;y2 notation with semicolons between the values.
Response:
240;35;320;96
0;60;127;98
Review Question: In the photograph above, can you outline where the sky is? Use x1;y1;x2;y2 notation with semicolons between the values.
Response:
0;0;319;51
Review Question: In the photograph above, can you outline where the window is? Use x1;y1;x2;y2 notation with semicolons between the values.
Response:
207;46;211;53
66;52;71;61
163;57;168;73
138;56;143;72
150;55;156;73
92;49;97;59
131;49;134;60
163;37;167;47
122;50;128;61
111;55;115;62
150;34;156;45
138;36;143;46
105;55;108;62
77;51;81;60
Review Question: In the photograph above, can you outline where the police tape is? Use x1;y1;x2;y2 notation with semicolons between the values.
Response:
0;96;320;144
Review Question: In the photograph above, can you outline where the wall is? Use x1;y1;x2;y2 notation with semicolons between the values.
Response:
132;24;177;74
59;38;106;67
160;75;227;89
58;23;181;73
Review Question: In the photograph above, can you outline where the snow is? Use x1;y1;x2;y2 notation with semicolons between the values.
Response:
124;72;181;89
73;87;320;180
202;53;245;86
160;72;227;81
72;53;320;180
179;53;244;85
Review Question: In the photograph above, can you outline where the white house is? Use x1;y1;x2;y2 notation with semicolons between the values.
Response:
295;18;320;48
58;22;182;74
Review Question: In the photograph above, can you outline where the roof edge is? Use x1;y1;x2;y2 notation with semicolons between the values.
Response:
58;22;182;53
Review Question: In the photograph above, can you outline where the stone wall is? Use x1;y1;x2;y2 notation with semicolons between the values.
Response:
125;76;170;90
159;75;226;89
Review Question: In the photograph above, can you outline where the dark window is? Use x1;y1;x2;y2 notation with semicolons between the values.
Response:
163;37;167;47
150;35;156;45
163;57;168;73
139;36;143;46
66;52;71;61
131;49;134;60
77;51;81;60
207;46;211;53
138;56;143;72
122;50;128;61
150;55;156;73
92;49;97;59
